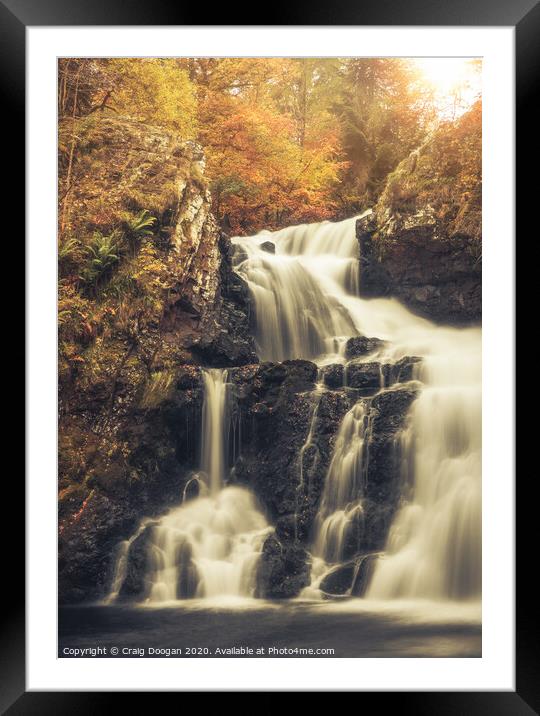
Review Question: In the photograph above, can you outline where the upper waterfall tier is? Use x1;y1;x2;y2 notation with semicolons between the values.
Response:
232;216;365;363
231;215;481;371
271;216;362;258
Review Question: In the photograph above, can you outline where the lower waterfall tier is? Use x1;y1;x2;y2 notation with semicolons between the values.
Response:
109;486;272;603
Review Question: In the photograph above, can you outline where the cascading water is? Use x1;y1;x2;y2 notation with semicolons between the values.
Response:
108;369;271;603
109;214;481;606
200;369;230;496
366;360;482;600
233;216;362;362
232;215;481;603
312;401;368;564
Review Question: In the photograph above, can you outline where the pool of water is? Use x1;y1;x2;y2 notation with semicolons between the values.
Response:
59;599;481;658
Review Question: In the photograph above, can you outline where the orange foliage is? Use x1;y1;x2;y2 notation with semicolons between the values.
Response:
192;58;347;233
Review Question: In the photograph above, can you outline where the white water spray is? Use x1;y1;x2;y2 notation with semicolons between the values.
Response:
108;369;271;602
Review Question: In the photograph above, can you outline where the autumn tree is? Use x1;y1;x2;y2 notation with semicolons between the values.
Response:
59;57;476;234
59;59;197;237
106;59;197;135
333;58;428;213
190;57;345;232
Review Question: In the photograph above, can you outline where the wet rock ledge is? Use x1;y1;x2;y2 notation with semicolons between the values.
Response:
59;355;419;603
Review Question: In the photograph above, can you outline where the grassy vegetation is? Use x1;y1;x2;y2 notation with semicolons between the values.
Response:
377;101;481;258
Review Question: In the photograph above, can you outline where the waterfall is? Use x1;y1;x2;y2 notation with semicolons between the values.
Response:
232;216;362;362
108;215;481;606
312;401;368;564
108;369;271;603
143;485;270;601
232;215;481;603
200;368;230;495
366;364;482;600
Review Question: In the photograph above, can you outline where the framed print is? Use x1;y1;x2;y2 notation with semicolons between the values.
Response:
8;0;531;708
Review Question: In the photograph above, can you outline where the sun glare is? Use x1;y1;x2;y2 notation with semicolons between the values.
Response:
414;58;473;91
413;58;481;116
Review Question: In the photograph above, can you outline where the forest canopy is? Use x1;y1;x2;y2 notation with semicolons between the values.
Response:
58;57;480;234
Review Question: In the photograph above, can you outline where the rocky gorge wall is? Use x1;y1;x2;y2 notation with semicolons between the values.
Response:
58;117;257;602
356;102;482;325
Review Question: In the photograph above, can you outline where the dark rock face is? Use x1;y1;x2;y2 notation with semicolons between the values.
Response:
260;241;276;254
118;524;158;601
230;361;352;544
58;367;204;604
59;491;139;604
188;234;258;367
228;361;355;596
361;387;418;550
345;335;386;359
230;361;418;596
257;535;311;599
345;362;383;392
357;215;481;324
320;363;344;389
230;359;323;533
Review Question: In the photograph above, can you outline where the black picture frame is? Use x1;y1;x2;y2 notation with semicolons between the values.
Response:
7;0;529;708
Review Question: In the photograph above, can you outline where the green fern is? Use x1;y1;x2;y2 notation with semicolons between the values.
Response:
80;230;123;288
126;210;156;240
59;237;81;262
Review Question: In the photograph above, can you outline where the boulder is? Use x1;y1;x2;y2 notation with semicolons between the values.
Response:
321;363;344;389
345;336;386;359
319;554;379;598
257;535;311;599
118;523;159;601
345;362;383;391
260;241;276;254
175;539;200;598
343;356;421;393
383;356;422;384
350;554;378;597
320;561;357;596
